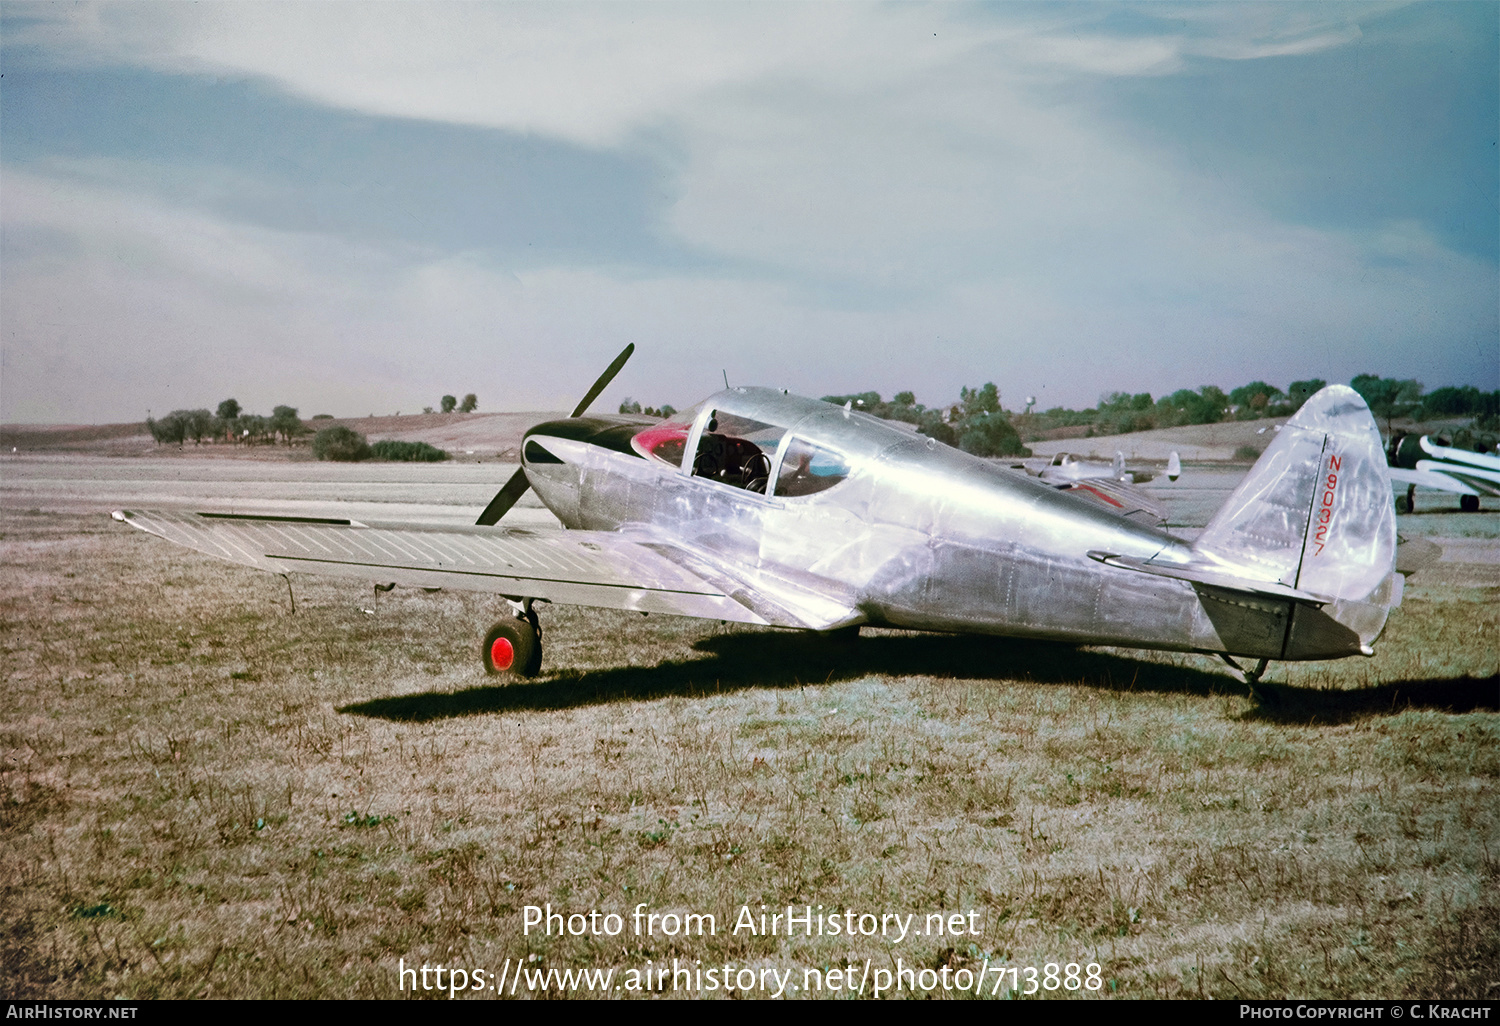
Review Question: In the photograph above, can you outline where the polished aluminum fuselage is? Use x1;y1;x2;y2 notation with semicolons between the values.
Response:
524;388;1322;658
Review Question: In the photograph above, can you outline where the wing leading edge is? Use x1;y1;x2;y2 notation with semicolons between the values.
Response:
111;509;832;629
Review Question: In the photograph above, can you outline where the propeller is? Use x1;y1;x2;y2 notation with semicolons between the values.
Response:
475;343;635;526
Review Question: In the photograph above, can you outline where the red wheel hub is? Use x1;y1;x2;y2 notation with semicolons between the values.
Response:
490;636;515;670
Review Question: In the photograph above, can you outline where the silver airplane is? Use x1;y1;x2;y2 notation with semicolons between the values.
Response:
1010;450;1182;527
1386;432;1499;513
1022;450;1181;487
114;347;1402;688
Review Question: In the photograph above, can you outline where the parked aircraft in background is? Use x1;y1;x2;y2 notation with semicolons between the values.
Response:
1022;450;1181;487
115;349;1402;691
1387;433;1500;513
1011;450;1182;528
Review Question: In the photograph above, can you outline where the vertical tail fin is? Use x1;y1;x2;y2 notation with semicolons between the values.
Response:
1193;385;1398;652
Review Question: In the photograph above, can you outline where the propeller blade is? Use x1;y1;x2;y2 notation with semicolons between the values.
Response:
475;466;531;526
570;343;635;418
475;344;635;526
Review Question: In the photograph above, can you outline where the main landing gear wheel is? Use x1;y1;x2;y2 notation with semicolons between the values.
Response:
1460;494;1480;513
483;609;542;678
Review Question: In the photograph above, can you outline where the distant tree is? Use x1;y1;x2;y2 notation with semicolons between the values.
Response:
423;406;434;415
215;399;241;442
1476;391;1500;431
1229;381;1283;419
440;395;457;413
311;413;334;420
1287;379;1327;412
960;383;1002;419
1199;385;1229;421
1094;392;1157;435
822;391;882;412
1156;386;1226;427
270;405;303;444
459;393;478;413
184;409;213;445
958;412;1030;457
1351;374;1422;433
370;440;450;462
238;414;270;444
824;390;956;446
312;425;371;462
1419;385;1498;421
660;404;677;419
147;413;184;446
618;397;643;414
145;409;212;446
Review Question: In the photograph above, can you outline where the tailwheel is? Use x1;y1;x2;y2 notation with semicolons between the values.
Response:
483;608;542;678
1220;654;1273;703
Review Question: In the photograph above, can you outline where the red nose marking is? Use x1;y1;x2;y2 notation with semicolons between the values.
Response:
490;637;515;670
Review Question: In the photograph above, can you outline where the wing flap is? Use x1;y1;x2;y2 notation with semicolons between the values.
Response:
113;509;775;625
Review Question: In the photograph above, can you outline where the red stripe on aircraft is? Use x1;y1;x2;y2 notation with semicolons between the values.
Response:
1074;483;1124;507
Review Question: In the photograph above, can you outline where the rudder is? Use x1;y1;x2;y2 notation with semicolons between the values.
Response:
1193;385;1398;655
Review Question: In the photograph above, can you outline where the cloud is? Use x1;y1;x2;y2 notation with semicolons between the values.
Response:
11;4;969;146
5;166;1492;425
4;3;1492;423
11;3;1398;141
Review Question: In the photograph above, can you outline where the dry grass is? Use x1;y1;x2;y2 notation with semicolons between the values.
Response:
2;508;1496;999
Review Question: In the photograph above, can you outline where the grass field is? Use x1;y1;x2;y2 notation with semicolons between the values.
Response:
2;507;1496;999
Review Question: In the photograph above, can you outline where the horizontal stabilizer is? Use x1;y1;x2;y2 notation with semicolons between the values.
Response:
1087;551;1326;604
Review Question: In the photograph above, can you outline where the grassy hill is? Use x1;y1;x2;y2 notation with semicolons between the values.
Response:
2;412;567;461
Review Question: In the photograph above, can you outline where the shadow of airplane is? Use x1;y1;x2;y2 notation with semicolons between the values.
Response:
340;630;1498;726
1243;673;1498;725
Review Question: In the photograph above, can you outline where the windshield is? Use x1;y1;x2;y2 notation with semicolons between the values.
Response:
692;410;785;493
774;437;851;497
631;403;702;468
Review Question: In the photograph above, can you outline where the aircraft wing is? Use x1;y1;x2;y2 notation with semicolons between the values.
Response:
1053;478;1169;526
111;509;833;629
1388;465;1500;498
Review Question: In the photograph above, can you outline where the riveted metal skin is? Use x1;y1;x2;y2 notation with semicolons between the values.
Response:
521;385;1400;661
116;385;1399;666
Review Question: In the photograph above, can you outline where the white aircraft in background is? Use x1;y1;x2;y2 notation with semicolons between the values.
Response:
1387;433;1500;513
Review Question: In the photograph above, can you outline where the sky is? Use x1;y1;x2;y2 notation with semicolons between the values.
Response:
2;2;1496;424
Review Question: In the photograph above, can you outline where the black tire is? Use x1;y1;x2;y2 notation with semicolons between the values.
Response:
1460;494;1480;513
483;616;542;677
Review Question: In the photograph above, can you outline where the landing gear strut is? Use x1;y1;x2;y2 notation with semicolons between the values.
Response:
1221;654;1271;701
483;599;542;677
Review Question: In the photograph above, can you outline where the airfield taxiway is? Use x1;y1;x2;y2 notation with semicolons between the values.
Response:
4;452;1495;556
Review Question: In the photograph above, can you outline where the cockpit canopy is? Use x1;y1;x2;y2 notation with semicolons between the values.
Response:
629;390;854;498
